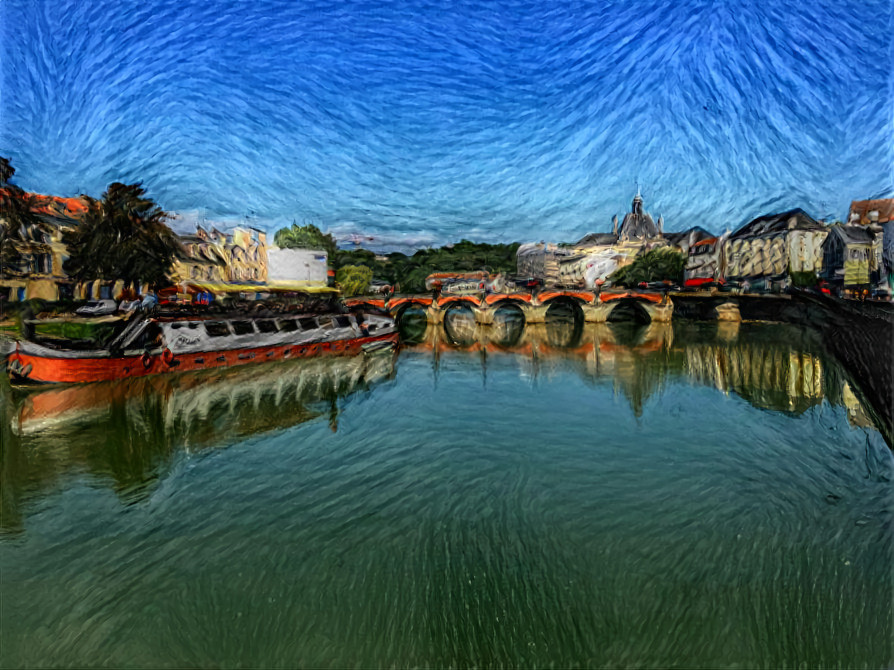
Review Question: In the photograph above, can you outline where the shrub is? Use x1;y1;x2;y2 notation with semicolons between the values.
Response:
336;265;373;297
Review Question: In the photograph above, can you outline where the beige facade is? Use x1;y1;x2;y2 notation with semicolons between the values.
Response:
172;226;268;286
0;192;90;302
723;209;827;286
516;242;571;285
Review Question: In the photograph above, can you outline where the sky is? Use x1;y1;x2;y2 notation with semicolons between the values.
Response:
1;0;892;250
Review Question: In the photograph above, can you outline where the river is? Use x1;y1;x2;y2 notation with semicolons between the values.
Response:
1;319;891;668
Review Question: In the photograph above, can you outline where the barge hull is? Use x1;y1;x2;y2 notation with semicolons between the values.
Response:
7;332;398;385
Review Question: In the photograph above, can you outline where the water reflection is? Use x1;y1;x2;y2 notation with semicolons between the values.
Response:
1;327;890;668
411;319;870;423
0;319;882;534
0;351;396;532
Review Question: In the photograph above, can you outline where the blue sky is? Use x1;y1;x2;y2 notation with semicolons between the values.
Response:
1;0;891;249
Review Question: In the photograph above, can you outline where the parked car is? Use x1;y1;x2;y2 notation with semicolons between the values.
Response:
75;299;117;317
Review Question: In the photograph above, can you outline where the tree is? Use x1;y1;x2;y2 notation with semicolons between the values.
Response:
0;157;43;279
274;221;337;262
335;264;372;297
63;182;180;288
609;247;686;287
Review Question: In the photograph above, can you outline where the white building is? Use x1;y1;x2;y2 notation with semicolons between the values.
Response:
267;247;328;286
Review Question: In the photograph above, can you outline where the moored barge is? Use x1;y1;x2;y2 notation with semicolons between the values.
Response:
6;310;398;384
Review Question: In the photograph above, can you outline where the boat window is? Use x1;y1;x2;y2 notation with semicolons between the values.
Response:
188;322;198;329
317;316;333;328
278;319;298;332
232;320;255;335
205;321;231;337
256;320;278;334
171;322;184;329
298;317;318;331
335;316;351;328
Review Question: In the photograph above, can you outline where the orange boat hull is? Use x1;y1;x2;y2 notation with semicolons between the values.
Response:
7;332;398;385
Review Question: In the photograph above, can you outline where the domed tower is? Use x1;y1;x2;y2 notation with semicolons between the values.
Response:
618;190;659;241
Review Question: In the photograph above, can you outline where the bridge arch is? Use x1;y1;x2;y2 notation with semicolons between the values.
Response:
442;300;478;346
606;297;652;324
394;301;430;343
542;295;586;324
489;300;526;348
542;296;585;348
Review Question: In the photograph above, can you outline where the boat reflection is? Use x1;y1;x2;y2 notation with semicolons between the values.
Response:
0;350;396;531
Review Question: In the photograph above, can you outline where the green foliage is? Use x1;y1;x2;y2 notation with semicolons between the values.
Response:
335;264;373;297
609;247;686;287
0;156;14;185
0;156;43;278
366;240;520;293
789;269;818;287
334;248;388;276
63;182;180;287
274;222;337;261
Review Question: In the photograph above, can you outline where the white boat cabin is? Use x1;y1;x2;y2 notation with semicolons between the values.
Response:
111;312;395;355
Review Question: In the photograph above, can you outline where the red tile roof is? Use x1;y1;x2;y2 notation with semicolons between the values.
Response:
0;188;90;217
849;199;894;224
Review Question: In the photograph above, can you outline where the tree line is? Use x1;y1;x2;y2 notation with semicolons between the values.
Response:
274;221;520;295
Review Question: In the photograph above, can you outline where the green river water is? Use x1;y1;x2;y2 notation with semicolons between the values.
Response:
1;319;891;668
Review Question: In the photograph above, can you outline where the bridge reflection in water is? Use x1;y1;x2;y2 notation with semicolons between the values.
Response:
1;317;879;533
0;351;396;531
406;312;873;425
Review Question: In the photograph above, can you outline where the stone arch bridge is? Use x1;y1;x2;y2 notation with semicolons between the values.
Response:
346;290;674;325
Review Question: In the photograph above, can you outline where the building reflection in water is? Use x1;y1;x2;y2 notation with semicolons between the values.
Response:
0;351;397;532
0;316;878;533
411;314;863;422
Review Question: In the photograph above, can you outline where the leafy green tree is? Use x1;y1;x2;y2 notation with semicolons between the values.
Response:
369;240;520;293
0;157;43;278
274;221;337;261
63;182;180;288
609;247;685;287
335;264;372;297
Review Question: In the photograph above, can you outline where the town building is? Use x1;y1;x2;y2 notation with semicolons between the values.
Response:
267;247;328;286
617;192;659;241
229;227;268;283
172;226;268;287
521;193;669;289
0;191;90;302
172;228;229;284
723;208;827;290
556;196;714;289
684;235;727;286
821;224;883;288
847;199;893;289
516;242;573;286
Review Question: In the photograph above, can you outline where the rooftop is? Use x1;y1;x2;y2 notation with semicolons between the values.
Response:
730;208;824;240
849;199;894;225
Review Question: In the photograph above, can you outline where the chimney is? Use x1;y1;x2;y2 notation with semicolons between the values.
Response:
612;215;618;236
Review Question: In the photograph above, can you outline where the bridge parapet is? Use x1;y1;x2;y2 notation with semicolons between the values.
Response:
349;289;674;324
